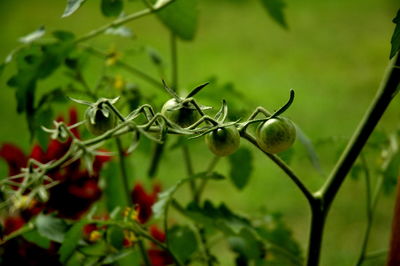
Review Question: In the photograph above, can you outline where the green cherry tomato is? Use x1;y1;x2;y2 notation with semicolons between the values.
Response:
161;98;200;128
205;125;240;156
85;105;116;136
256;117;296;154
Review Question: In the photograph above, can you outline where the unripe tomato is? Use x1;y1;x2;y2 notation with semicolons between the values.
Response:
85;105;116;136
256;117;296;154
161;98;200;128
205;125;240;156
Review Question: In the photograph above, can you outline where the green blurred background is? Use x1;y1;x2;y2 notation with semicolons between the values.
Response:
0;0;399;265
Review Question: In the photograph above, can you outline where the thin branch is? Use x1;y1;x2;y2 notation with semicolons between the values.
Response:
241;131;315;205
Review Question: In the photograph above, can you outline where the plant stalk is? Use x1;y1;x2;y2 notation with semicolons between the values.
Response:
307;54;400;266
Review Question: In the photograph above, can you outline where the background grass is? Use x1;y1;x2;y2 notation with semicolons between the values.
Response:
0;0;399;265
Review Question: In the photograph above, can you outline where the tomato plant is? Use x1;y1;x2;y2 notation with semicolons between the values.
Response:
0;1;399;266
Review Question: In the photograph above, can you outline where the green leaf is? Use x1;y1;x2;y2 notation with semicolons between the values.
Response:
103;161;129;211
185;200;252;235
259;0;288;29
228;228;264;260
35;214;68;243
22;230;51;249
62;0;87;17
79;240;109;256
390;9;400;59
101;0;124;17
256;213;303;265
106;226;125;250
103;249;137;264
168;225;198;264
19;26;46;44
152;172;225;219
59;220;87;263
228;147;253;190
154;0;198;41
35;107;53;149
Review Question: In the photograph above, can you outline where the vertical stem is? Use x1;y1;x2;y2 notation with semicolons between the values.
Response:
355;154;373;266
170;33;178;91
138;236;152;266
306;199;326;266
182;144;197;197
386;176;400;266
115;137;131;204
308;54;400;266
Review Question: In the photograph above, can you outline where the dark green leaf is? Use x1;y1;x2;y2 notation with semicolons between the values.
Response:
35;107;53;149
185;200;252;235
19;26;45;44
256;213;303;265
390;9;400;59
79;240;109;256
228;147;253;190
154;0;198;41
168;225;198;263
62;0;87;17
22;230;51;249
101;0;123;17
59;220;87;263
152;172;224;219
259;0;288;29
228;228;265;260
35;214;68;243
106;226;125;250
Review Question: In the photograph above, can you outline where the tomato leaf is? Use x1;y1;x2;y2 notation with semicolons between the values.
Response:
390;9;400;59
153;0;198;41
106;226;125;250
228;228;264;261
152;172;225;219
259;0;288;29
185;200;252;235
228;147;253;190
35;214;68;243
59;220;87;263
103;249;138;264
19;26;45;44
62;0;87;17
255;213;303;265
168;225;198;264
22;230;51;249
101;0;123;17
